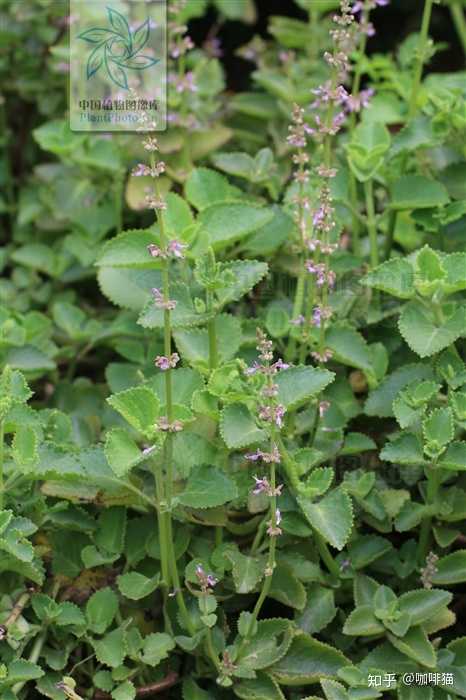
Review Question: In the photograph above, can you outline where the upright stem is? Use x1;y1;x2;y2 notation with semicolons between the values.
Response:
418;464;440;564
364;179;379;269
12;630;47;695
151;162;194;635
0;420;4;510
348;10;369;257
450;3;466;62
408;0;434;120
206;290;218;371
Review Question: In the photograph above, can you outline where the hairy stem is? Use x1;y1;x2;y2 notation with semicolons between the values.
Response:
408;0;434;120
0;419;4;511
450;3;466;62
364;179;379;269
206;290;218;371
418;464;440;564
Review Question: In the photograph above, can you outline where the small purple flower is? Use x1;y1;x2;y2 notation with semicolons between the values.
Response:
273;359;290;372
274;404;286;428
167;239;187;259
244;362;261;376
154;353;179;371
132;163;151;177
151;288;177;311
291;315;305;326
147;244;164;258
253;476;270;495
312;306;323;328
195;564;217;592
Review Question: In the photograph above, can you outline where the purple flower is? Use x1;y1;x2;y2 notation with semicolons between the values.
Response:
154;353;179;371
274;404;286;428
253;476;270;495
151;288;177;311
132;163;150;177
195;564;217;591
167;239;187;259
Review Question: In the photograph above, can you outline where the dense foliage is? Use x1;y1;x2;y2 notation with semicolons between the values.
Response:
2;0;466;698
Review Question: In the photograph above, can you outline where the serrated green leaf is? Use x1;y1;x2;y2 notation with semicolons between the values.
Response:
104;429;147;477
141;632;175;667
197;203;274;250
325;325;373;376
96;229;160;269
86;587;119;634
343;605;385;636
107;386;160;437
275;366;334;410
178;465;238;508
235;672;285;700
220;403;266;449
399;300;465;358
93;627;127;668
361;258;415;299
298;488;353;551
224;547;263;594
216;260;268;306
390;176;449;210
117;571;160;600
185;167;241;211
380;433;424;465
432;551;466;586
12;424;38;468
365;363;434;418
270;632;348;685
388;626;436;668
138;283;213;329
173;314;242;369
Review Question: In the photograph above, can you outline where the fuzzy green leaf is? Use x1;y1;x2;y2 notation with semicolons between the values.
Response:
86;587;119;634
399;300;465;358
220;403;266;449
104;428;147;477
107;386;160;437
178;465;238;509
390;175;449;210
298;488;353;551
270;633;348;685
142;633;175;667
361;258;415;299
275;366;335;410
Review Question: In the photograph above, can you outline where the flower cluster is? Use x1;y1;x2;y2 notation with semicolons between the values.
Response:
195;564;217;593
244;330;285;541
157;417;183;432
151;288;177;311
147;240;186;259
167;1;198;124
154;353;179;371
252;476;283;498
132;161;166;178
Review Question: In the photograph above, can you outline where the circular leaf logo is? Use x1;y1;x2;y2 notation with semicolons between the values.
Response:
77;6;158;90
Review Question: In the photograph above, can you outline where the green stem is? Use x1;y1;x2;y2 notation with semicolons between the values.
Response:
417;464;440;564
205;626;221;671
114;170;124;235
314;531;340;578
364;179;379;269
12;630;47;695
450;3;466;62
245;464;277;639
0;419;4;510
286;269;306;362
206;291;218;371
347;10;369;256
384;210;397;261
408;0;434;120
150;162;193;635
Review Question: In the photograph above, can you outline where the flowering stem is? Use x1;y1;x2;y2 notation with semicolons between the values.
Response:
364;179;379;269
0;419;4;511
417;463;440;565
206;290;218;371
245;462;277;640
408;0;434;120
450;2;466;62
150;160;194;636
